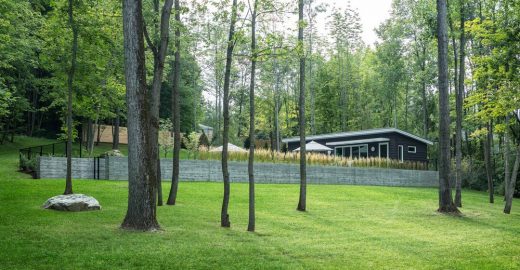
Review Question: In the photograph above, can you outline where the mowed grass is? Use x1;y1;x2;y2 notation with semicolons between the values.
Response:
1;138;520;269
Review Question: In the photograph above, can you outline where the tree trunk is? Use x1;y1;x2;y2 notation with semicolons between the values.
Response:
167;0;181;206
236;69;246;138
308;0;315;135
96;121;101;146
420;44;428;138
145;0;173;206
484;121;494;203
247;0;257;232
504;144;520;214
64;0;77;195
454;1;465;207
112;109;120;150
504;115;511;202
121;0;160;231
87;119;95;155
220;0;238;227
436;0;458;213
297;0;307;212
157;160;163;206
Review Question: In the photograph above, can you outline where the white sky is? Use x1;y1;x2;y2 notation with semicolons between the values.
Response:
317;0;393;45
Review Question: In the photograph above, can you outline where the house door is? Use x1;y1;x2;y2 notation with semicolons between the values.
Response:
378;143;389;159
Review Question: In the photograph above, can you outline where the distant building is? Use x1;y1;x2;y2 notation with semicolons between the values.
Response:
282;128;433;163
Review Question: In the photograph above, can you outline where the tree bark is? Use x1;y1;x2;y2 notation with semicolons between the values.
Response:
145;0;173;207
455;0;465;207
308;0;315;135
247;0;258;233
421;46;428;138
64;0;77;195
121;0;160;231
96;121;101;146
503;115;511;202
436;0;458;213
167;0;181;206
87;119;95;155
297;0;307;212
112;109;120;150
484;121;494;203
220;0;238;227
504;144;520;214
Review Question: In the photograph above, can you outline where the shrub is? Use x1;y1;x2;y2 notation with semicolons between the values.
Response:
19;154;37;172
101;149;125;157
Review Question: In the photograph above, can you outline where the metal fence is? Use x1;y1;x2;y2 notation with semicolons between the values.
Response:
18;141;85;170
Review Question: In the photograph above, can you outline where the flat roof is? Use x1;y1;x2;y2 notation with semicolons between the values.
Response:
281;128;433;145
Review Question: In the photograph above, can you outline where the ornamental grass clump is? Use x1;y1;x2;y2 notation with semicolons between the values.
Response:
196;148;428;170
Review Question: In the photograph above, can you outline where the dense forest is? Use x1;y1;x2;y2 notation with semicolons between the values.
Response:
1;0;519;223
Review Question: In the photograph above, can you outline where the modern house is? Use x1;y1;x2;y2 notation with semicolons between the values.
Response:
282;128;433;163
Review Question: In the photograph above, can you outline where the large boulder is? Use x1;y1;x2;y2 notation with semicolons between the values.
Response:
43;194;101;212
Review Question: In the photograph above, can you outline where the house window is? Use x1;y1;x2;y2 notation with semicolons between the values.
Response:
398;145;404;163
408;146;416;153
335;144;368;159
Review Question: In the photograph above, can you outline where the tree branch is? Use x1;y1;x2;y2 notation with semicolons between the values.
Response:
143;24;158;57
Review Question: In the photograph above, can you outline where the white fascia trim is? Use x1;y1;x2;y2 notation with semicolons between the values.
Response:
282;128;433;145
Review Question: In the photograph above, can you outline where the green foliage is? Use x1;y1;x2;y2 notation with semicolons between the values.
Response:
159;119;174;158
183;132;201;159
39;0;125;136
0;0;43;132
19;154;36;172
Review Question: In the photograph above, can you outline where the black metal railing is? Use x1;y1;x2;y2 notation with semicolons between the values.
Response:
18;140;84;170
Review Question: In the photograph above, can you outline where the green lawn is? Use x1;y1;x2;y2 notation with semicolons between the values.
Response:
1;138;520;269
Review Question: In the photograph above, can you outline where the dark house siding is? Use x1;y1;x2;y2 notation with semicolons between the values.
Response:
285;131;428;163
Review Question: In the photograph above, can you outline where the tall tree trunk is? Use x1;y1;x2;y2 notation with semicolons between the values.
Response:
503;115;511;203
484;121;494;203
121;0;160;231
308;0;315;135
404;80;409;130
64;0;77;195
297;0;307;212
247;0;258;232
29;88;38;137
167;0;181;205
145;0;173;206
236;69;246;138
96;121;101;146
436;0;458;213
87;119;95;155
454;0;465;207
504;143;520;214
220;0;238;227
112;109;120;150
421;49;428;138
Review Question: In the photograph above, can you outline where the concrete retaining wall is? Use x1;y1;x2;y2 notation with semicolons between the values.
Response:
37;156;106;179
37;156;438;187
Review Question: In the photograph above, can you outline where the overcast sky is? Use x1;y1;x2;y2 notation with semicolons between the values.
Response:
317;0;393;45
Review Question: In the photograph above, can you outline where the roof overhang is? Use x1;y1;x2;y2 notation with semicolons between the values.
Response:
281;128;433;145
326;138;390;146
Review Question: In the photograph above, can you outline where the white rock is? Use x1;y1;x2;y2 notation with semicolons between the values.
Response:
43;194;101;212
